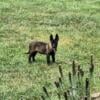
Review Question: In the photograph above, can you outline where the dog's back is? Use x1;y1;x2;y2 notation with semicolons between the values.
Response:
29;41;52;54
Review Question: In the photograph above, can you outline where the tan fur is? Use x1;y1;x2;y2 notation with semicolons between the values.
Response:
46;43;52;54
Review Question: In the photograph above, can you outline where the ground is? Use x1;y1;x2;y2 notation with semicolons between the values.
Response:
0;0;100;99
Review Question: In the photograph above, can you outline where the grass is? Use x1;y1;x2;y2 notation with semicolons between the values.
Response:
0;0;100;99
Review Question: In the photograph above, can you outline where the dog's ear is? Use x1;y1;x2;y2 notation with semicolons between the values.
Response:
55;34;59;41
50;34;53;41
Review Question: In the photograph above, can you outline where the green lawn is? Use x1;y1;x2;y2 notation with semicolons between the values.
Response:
0;0;100;99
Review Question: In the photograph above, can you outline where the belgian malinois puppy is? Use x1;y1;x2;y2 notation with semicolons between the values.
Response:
26;34;59;64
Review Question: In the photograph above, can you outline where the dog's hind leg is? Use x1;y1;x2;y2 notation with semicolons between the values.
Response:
32;51;37;62
28;53;33;63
